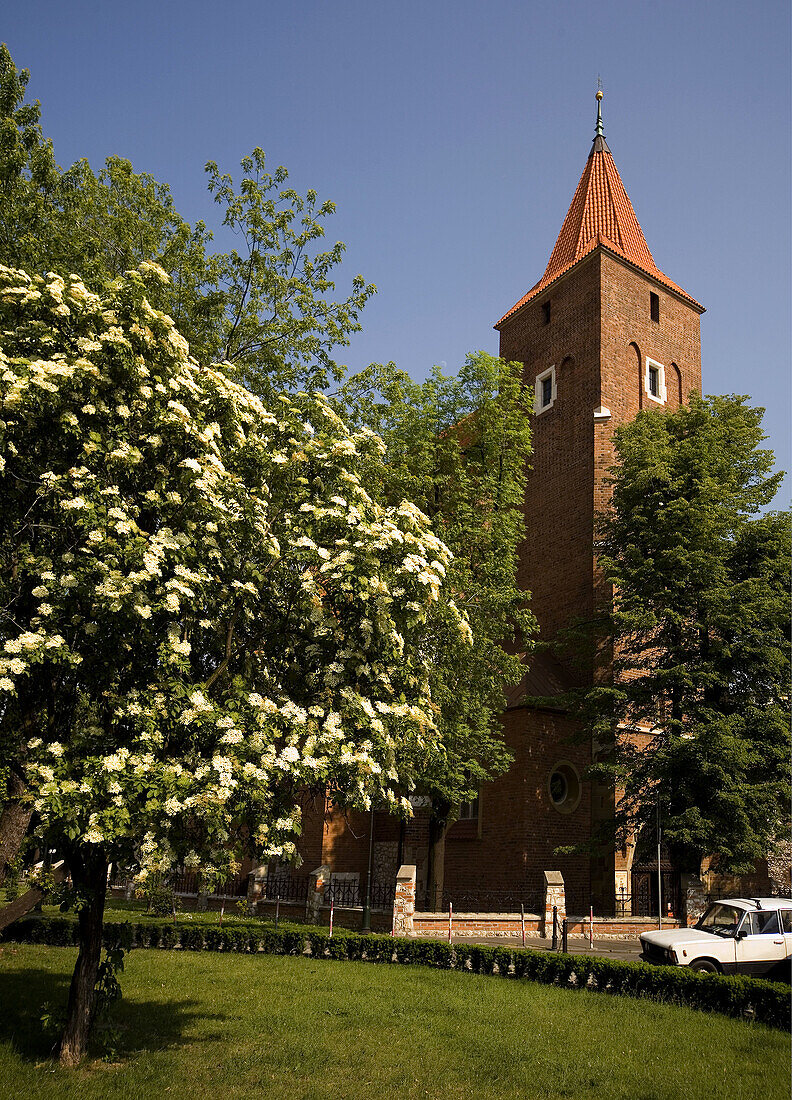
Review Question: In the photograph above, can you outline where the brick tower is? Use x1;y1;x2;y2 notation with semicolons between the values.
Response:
279;97;707;921
440;95;705;914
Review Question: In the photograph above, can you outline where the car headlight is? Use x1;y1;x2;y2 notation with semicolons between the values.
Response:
665;947;677;963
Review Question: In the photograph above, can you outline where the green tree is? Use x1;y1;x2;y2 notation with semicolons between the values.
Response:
336;354;536;906
0;44;374;394
564;394;790;875
0;264;465;1063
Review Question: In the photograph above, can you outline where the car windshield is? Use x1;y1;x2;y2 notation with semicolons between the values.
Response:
696;903;745;937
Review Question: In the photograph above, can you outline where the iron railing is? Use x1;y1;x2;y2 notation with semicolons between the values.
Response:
263;874;395;910
368;880;396;910
109;868;248;898
264;874;309;904
326;880;361;907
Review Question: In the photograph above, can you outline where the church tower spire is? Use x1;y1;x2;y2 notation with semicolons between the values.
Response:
497;95;701;326
592;86;609;152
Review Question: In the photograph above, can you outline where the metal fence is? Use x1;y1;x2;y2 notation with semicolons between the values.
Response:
108;867;248;898
263;875;395;911
263;874;309;904
369;880;396;910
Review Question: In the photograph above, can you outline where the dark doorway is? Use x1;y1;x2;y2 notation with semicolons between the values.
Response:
631;865;680;918
630;826;680;917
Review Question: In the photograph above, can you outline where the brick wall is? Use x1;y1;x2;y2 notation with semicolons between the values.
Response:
480;247;704;915
442;709;593;914
499;254;600;650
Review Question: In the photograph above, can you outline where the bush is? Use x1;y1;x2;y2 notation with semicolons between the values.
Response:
3;915;787;1030
181;926;206;952
141;883;179;917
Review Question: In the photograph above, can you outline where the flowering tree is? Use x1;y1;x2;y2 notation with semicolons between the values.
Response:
0;263;463;1064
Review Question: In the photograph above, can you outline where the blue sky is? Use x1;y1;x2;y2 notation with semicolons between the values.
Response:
5;0;790;501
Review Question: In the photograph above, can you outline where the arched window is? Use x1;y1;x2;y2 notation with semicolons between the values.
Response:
629;343;642;408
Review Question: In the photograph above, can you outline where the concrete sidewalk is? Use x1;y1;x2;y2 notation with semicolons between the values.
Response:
451;933;643;963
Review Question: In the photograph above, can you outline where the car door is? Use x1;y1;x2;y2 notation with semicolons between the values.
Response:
778;909;792;978
734;910;787;977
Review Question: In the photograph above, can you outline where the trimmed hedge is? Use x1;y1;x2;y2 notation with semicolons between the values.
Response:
3;915;788;1030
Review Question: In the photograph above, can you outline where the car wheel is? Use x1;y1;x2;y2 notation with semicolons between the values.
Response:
690;959;721;974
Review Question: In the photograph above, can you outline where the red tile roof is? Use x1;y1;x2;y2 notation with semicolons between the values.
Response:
496;135;703;326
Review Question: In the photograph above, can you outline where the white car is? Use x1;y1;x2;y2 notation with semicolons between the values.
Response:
640;897;792;979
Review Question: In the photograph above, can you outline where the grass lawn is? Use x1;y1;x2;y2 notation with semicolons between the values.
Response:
0;945;788;1100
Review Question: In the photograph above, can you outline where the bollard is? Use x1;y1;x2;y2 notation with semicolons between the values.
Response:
521;903;526;948
561;917;568;954
448;902;453;944
589;904;594;949
329;896;334;938
551;905;558;951
275;894;280;930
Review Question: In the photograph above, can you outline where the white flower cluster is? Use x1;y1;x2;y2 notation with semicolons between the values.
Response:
0;263;468;880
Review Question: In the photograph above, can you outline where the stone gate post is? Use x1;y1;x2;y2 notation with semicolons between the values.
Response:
392;864;416;937
542;870;566;937
247;864;268;907
306;864;330;924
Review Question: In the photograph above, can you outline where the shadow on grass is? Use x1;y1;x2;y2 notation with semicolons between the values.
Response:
0;965;226;1063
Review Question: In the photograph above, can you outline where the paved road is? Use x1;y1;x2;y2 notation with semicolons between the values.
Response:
452;933;643;962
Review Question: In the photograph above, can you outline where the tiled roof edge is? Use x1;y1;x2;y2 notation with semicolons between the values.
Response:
495;244;704;329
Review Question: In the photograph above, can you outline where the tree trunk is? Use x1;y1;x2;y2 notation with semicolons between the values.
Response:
57;849;108;1067
0;769;31;884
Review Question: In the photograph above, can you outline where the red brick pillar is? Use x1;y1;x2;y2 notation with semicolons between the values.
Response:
392;864;416;937
542;870;566;937
247;864;268;905
306;864;330;924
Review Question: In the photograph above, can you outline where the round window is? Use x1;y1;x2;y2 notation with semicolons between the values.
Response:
549;771;567;805
547;763;581;814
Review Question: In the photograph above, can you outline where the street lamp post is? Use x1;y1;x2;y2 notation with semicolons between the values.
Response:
361;806;375;932
656;795;663;931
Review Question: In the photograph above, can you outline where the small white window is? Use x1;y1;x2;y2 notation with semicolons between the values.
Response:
645;358;666;404
535;365;556;413
458;769;479;821
458;793;479;821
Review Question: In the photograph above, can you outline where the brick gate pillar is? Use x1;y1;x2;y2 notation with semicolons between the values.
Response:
542;870;566;937
306;864;330;924
392;864;416;937
247;864;268;907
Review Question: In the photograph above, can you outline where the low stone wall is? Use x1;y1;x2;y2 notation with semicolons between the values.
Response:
254;898;392;933
411;911;679;939
564;915;680;938
413;912;543;938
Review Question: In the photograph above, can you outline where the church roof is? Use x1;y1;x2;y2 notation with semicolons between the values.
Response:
497;98;703;326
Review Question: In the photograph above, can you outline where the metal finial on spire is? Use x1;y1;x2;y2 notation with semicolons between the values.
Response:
590;78;609;154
